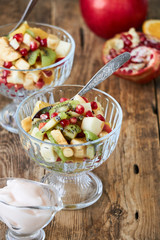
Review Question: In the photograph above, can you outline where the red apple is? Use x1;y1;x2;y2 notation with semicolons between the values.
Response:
80;0;148;39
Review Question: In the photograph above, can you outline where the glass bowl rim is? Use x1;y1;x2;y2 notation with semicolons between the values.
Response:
16;84;123;148
0;21;75;72
0;177;63;210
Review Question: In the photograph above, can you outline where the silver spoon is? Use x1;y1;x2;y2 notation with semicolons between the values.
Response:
9;0;38;34
32;52;130;119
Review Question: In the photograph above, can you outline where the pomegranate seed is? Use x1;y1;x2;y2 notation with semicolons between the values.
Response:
85;111;93;117
43;70;53;77
40;38;47;47
14;84;23;91
109;48;117;58
6;83;14;89
127;69;133;74
77;131;85;138
96;114;105;121
70;117;77;124
103;123;112;133
60;119;70;127
55;57;64;63
40;112;50;120
3;70;10;78
13;33;23;42
150;54;154;59
36;78;45;89
20;48;28;56
75;104;85;114
3;61;12;68
60;97;69;102
35;36;41;42
30;41;38;51
82;96;89;103
56;157;62;162
51;112;58;118
91;101;98;110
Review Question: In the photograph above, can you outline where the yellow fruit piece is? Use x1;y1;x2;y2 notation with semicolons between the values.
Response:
142;19;160;39
31;101;51;118
9;21;29;37
28;27;49;38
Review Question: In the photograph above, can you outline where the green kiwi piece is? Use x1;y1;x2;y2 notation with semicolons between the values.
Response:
40;47;56;67
28;49;40;65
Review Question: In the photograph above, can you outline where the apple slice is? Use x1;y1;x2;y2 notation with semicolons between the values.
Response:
81;117;104;135
55;40;71;58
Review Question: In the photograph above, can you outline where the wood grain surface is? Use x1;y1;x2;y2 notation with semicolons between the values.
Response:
0;0;160;239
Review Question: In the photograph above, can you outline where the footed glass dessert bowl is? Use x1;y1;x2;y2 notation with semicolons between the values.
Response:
0;178;63;240
16;85;122;210
0;22;75;134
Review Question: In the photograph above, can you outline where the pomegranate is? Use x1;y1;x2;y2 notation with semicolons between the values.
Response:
80;0;148;39
40;38;47;47
20;48;28;56
86;111;94;117
75;104;85;114
102;28;160;83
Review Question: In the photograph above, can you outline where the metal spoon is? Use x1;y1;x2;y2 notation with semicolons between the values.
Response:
9;0;38;34
32;52;130;119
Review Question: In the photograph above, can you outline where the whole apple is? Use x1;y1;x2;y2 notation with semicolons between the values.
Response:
80;0;148;39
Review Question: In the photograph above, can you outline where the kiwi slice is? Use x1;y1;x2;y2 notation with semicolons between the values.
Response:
28;49;40;65
40;47;56;67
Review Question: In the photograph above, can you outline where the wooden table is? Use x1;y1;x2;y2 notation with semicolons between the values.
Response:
0;0;160;239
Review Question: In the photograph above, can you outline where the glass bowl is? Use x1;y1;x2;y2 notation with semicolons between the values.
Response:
0;22;75;134
16;85;123;210
0;177;63;240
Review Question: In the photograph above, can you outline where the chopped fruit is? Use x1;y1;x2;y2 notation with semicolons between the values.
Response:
15;58;30;70
74;94;86;104
75;104;85;114
103;123;112;133
13;33;23;43
85;111;93;117
82;97;89;103
60;97;69;102
39;122;47;130
30;41;39;51
9;21;29;37
91;101;98;110
20;48;28;56
51;112;58;118
60;119;70;128
55;40;71;58
47;34;60;50
70;117;77;124
0;21;72;90
40;38;47;47
3;61;12;68
142;19;160;39
21;116;32;132
9;38;20;50
96;114;105;122
40;112;50;120
22;95;111;162
36;78;45;89
35;36;41;42
3;70;10;78
81;117;104;135
0;37;21;61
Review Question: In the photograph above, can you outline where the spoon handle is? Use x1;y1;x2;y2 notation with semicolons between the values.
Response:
75;52;130;97
9;0;38;34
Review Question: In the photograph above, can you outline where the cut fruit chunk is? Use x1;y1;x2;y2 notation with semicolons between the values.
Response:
40;47;56;67
55;40;71;58
15;58;30;70
28;49;40;65
47;34;60;50
31;101;52;119
81;117;104;136
63;124;81;140
7;66;24;84
0;37;21;61
21;116;32;132
28;27;49;39
9;21;29;37
9;38;20;50
142;19;160;39
40;139;57;162
70;138;86;158
73;95;86;104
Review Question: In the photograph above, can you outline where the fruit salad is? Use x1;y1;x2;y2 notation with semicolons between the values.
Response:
0;22;71;90
21;95;112;163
